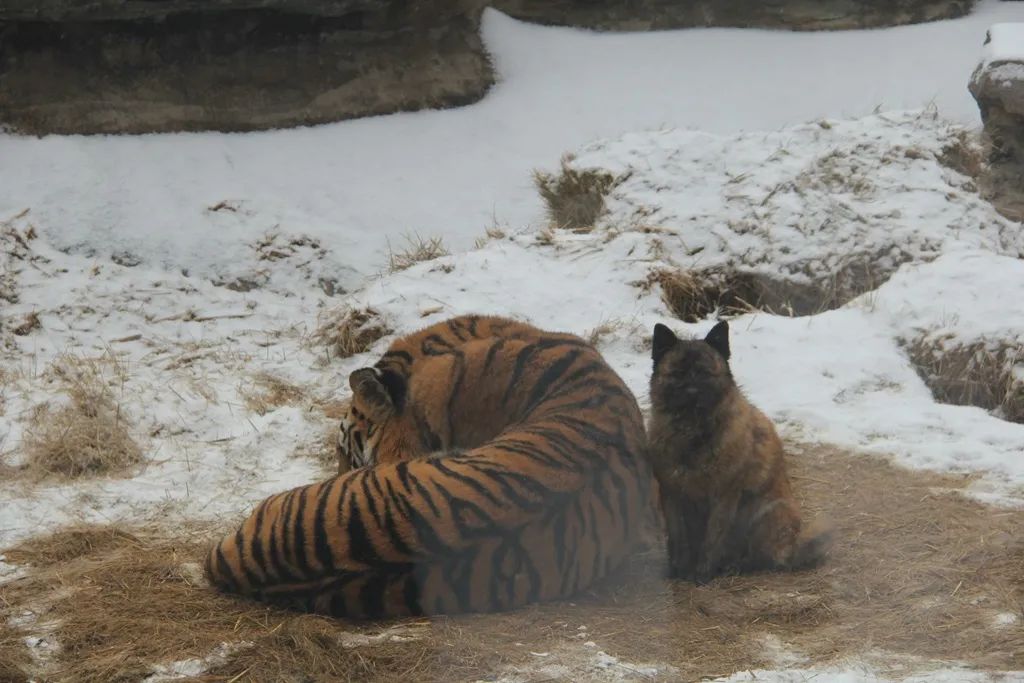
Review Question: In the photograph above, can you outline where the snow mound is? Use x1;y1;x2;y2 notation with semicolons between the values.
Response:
555;110;1020;310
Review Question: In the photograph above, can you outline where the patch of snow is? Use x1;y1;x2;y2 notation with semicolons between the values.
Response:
337;624;426;648
3;111;1024;554
759;634;809;668
993;612;1020;627
980;23;1024;68
482;642;673;683
567;110;1021;286
870;251;1024;344
714;665;1024;682
2;4;1023;291
0;558;25;585
142;642;248;683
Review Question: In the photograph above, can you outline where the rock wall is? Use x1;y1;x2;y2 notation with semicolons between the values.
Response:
0;1;492;135
489;0;976;31
970;23;1024;221
0;0;987;135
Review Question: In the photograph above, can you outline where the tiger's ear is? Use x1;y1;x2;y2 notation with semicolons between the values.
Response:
348;367;405;419
704;320;730;361
652;323;679;366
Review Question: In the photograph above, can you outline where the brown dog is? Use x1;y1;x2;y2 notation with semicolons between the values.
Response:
647;321;830;583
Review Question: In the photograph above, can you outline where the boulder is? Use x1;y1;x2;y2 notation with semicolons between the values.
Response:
489;0;976;31
970;23;1024;220
0;1;492;135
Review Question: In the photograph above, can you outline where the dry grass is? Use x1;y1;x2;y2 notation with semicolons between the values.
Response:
585;318;628;347
1;445;1021;681
386;233;449;273
553;444;1024;679
533;156;618;231
20;354;142;479
647;258;889;323
0;621;31;683
238;373;306;416
534;226;557;246
938;129;985;180
2;525;141;568
308;307;392;362
0;525;525;683
11;311;40;337
293;422;341;472
474;225;508;249
907;335;1024;423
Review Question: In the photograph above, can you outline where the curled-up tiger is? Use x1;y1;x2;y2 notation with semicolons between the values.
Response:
205;314;655;618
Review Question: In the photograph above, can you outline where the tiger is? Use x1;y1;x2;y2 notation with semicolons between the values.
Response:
205;314;655;618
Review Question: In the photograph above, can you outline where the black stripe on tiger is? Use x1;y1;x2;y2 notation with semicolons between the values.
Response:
206;314;654;617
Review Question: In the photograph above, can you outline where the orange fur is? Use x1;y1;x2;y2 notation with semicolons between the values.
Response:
206;315;655;617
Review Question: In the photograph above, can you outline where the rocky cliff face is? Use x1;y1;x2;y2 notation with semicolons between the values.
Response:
489;0;976;31
0;0;985;135
0;1;492;135
970;23;1024;221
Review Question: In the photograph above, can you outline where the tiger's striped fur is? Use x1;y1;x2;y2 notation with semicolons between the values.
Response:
205;314;654;618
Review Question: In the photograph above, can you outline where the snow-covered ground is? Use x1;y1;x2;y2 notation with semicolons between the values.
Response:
2;4;1024;682
1;2;1023;290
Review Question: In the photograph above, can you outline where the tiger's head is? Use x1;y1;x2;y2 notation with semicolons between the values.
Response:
335;366;413;473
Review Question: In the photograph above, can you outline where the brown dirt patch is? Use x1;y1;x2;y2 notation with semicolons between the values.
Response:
1;445;1021;681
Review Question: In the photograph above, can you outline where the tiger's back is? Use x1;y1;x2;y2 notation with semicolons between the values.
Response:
206;315;654;617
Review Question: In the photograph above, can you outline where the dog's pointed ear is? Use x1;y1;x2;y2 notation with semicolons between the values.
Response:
704;320;730;360
652;323;679;366
349;367;405;419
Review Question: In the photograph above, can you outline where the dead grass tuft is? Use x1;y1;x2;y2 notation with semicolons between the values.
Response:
21;354;142;479
907;335;1024;423
238;373;306;416
387;233;449;273
308;307;392;361
585;318;627;347
534;156;618;231
938;129;985;180
534;226;557;246
474;225;508;249
647;258;889;322
649;267;756;322
11;311;40;336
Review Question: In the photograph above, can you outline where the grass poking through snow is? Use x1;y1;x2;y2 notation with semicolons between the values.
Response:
386;234;450;273
238;373;306;416
308;307;392;362
21;354;142;479
534;156;618;231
